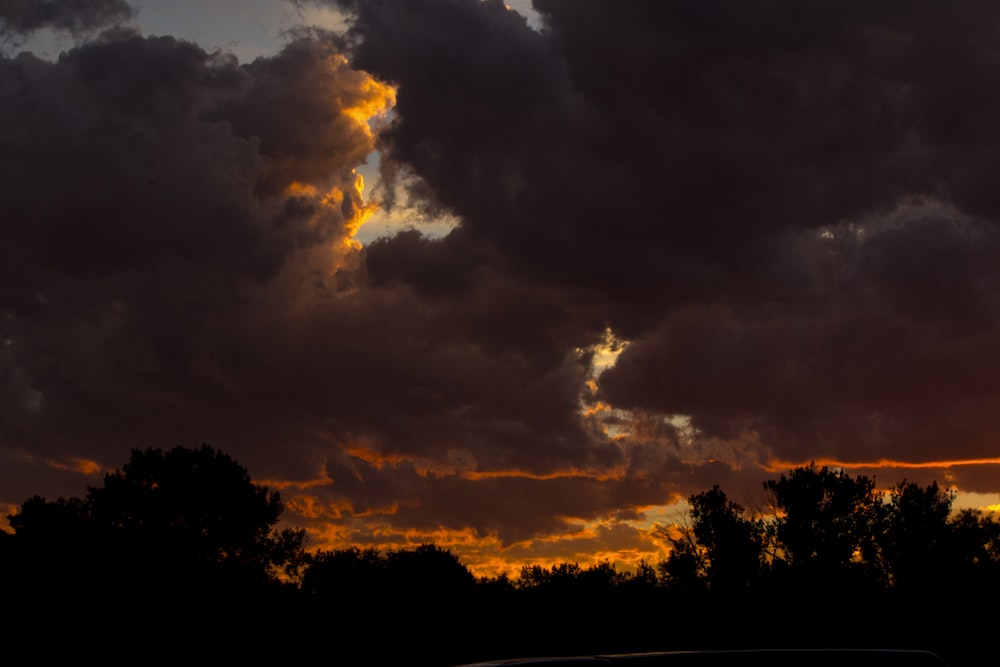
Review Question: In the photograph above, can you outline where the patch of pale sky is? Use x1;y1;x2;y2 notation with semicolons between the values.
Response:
953;490;1000;514
4;1;348;61
10;0;541;63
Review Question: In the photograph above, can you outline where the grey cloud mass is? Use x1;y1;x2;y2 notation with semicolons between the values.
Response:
333;0;1000;467
0;0;133;35
4;0;1000;567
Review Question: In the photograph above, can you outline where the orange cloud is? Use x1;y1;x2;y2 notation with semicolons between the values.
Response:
45;457;104;476
336;57;396;138
254;472;334;491
764;456;1000;473
0;504;17;532
462;467;625;482
344;444;411;469
343;444;473;478
283;494;346;520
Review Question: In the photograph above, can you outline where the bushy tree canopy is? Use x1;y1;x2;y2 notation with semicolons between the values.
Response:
4;444;304;599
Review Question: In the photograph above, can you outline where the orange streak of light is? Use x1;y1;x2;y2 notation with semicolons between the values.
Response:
343;444;473;478
383;526;489;548
254;472;334;491
350;502;401;518
344;445;413;469
764;456;1000;473
45;457;103;476
462;467;625;482
284;495;342;520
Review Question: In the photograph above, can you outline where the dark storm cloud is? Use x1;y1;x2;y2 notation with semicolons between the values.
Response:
0;13;622;532
220;29;379;196
0;28;385;498
332;0;931;296
599;204;1000;464
330;0;1000;307
0;0;132;36
8;0;1000;560
322;0;1000;472
246;275;621;476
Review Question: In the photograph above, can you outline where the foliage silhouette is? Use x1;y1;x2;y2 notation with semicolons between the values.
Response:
657;463;1000;598
878;480;955;590
5;444;304;602
3;452;999;665
764;464;883;586
691;485;763;591
90;444;303;590
302;545;387;600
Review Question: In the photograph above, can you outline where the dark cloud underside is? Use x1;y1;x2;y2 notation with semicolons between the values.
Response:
5;0;1000;565
0;0;133;35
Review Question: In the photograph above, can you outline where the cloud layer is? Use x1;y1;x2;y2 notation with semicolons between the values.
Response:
4;0;1000;572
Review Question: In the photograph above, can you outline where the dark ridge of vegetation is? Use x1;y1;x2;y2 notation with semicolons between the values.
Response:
2;447;996;666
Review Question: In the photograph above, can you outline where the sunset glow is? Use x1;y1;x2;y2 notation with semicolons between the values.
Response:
765;457;1000;473
5;0;1000;585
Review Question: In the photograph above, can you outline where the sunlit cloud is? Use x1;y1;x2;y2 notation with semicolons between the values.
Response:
765;457;1000;473
462;467;625;482
45;457;104;477
336;56;396;138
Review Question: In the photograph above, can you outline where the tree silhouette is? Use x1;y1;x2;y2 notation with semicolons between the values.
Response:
688;485;763;591
384;542;477;599
658;486;763;593
653;463;1000;602
877;480;955;590
6;444;304;601
6;494;98;598
764;464;883;586
659;531;706;592
89;444;303;591
302;545;386;600
947;506;1000;585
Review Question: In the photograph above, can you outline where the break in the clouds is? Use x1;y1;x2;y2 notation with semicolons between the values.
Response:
4;0;1000;573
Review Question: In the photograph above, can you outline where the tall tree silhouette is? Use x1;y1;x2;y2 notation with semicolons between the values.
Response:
688;485;764;592
658;486;765;593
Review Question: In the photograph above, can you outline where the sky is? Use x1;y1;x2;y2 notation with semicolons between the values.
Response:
2;0;1000;578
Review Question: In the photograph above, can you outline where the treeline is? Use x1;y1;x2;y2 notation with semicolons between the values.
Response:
2;445;996;666
658;466;1000;594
